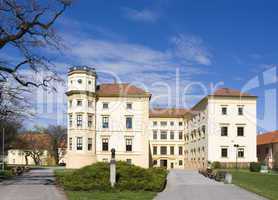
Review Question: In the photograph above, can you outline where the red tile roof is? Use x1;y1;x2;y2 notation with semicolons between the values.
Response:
149;108;189;118
212;88;255;97
257;130;278;145
96;83;150;97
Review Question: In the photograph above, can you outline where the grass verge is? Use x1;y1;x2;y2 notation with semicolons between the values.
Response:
230;170;278;200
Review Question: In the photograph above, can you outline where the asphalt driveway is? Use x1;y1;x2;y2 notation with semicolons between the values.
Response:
0;168;67;200
155;170;267;200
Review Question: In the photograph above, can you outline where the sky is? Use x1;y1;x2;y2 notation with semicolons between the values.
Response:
12;0;278;132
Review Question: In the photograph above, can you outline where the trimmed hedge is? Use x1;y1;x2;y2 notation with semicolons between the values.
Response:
212;161;221;169
250;162;261;172
56;161;168;192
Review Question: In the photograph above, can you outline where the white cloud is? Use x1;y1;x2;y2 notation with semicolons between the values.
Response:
122;7;159;23
171;34;212;66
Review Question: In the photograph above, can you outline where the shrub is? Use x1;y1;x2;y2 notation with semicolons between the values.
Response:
212;161;221;169
0;170;13;178
250;162;261;172
56;161;168;192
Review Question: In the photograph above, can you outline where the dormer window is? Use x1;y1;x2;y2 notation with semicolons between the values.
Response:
78;79;82;84
88;80;92;85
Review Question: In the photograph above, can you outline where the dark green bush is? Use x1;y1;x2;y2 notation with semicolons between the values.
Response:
212;161;221;169
250;162;261;172
0;170;13;178
56;161;167;192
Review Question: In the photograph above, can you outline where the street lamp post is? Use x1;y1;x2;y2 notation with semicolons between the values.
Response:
234;144;239;170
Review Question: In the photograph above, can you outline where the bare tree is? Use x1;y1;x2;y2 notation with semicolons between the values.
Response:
0;0;71;88
44;125;66;165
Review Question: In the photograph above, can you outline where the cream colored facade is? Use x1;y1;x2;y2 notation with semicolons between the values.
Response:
184;95;257;169
149;117;185;169
66;66;150;168
66;67;257;169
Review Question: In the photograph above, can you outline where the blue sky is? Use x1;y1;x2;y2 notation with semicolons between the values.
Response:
19;0;277;132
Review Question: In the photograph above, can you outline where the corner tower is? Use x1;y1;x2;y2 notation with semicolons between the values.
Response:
66;66;97;168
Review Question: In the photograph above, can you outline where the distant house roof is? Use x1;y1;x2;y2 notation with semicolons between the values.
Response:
149;108;189;118
96;83;151;97
211;88;256;97
257;130;278;145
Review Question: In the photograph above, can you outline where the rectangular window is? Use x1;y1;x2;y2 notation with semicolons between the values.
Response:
170;121;174;126
238;107;243;115
126;117;133;129
69;137;72;150
126;103;132;109
179;160;183;166
102;116;109;128
88;114;93;128
179;131;183;140
153;160;157;165
69;100;72;108
153;146;157;155
102;138;109;151
126;138;132;152
88;138;92;151
179;122;183;126
221;126;228;136
88;100;93;108
76;137;83;150
221;107;227;115
69;114;73;127
170;131;174;140
153;121;157;126
237;127;244;136
238;148;244;158
77;100;82;106
221;148;228;158
77;114;82;127
179;146;183;155
160;121;167;126
103;102;108;109
160;146;167;155
153;131;157;140
170;146;174;155
160;131;167;140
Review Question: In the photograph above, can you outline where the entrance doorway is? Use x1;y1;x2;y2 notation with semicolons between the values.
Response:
160;159;167;168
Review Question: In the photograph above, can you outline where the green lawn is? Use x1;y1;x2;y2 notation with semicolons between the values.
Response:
66;191;156;200
230;170;278;200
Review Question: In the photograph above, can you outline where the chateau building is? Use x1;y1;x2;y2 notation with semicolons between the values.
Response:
66;66;258;169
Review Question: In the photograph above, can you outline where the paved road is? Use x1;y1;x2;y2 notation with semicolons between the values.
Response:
0;168;67;200
155;170;267;200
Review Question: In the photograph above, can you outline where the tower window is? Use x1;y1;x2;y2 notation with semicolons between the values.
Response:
76;137;83;150
77;114;82;127
88;114;93;128
77;100;82;106
69;114;73;127
88;80;92;85
78;79;82;84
